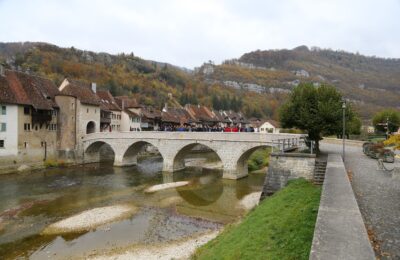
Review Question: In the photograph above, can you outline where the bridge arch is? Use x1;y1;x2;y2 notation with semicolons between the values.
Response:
171;142;223;172
235;145;273;178
116;140;164;167
84;141;116;163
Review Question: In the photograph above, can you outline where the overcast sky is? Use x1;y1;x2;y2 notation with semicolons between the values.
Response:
1;0;399;68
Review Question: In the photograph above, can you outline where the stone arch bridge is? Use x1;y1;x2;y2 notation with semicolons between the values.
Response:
81;132;305;179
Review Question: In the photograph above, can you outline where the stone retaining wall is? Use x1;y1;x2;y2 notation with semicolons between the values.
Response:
261;153;316;198
309;154;374;260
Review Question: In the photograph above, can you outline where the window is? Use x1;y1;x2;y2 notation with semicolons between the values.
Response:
0;140;4;148
24;106;30;115
41;141;44;147
1;106;6;115
0;123;5;132
24;142;28;148
24;123;31;131
95;109;97;114
87;108;89;113
35;125;38;131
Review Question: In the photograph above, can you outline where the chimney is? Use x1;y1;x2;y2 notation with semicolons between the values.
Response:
0;64;4;77
122;99;125;110
91;82;97;93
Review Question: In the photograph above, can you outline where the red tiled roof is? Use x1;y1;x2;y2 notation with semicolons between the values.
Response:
59;78;101;106
97;90;121;111
124;109;140;118
0;70;59;110
114;96;140;109
162;107;195;124
185;104;218;122
141;106;161;120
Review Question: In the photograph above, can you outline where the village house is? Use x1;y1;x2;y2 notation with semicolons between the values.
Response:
185;104;218;129
0;67;60;163
257;120;281;133
56;78;101;157
114;96;142;131
97;90;122;132
161;105;196;130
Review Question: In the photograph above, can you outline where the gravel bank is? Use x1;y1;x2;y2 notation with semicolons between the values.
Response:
145;181;189;193
91;231;219;260
42;204;138;235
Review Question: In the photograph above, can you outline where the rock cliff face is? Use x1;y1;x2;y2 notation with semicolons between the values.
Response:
196;45;400;118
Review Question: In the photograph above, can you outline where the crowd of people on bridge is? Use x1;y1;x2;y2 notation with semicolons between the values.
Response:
159;124;257;132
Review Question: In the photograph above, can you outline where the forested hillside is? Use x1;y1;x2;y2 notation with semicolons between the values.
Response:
0;42;284;119
1;42;400;120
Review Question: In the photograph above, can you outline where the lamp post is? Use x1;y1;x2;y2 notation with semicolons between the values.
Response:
342;100;346;162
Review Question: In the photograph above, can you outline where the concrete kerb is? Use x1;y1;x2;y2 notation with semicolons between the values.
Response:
309;154;375;260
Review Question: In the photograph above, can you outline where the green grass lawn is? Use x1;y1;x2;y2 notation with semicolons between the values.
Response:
193;179;321;260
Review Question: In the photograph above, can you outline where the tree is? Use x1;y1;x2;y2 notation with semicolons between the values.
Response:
279;83;354;152
372;109;400;133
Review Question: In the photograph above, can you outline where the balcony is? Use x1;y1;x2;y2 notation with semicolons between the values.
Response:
32;110;52;125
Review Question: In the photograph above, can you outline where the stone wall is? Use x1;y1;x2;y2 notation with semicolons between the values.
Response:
261;152;316;198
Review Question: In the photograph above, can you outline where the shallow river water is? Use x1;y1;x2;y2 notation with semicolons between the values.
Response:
0;153;265;259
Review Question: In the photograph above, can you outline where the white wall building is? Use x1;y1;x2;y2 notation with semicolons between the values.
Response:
258;121;281;134
0;104;18;156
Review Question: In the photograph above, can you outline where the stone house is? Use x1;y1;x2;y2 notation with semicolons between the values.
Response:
97;90;122;132
56;78;101;156
0;68;60;163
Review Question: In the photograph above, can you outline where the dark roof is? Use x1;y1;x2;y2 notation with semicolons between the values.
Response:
0;69;59;110
114;96;140;109
97;90;121;111
59;78;101;106
162;107;195;124
141;106;161;120
185;104;218;122
124;109;140;118
212;110;231;123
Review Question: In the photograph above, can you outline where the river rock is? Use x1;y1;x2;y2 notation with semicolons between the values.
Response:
17;164;30;172
42;204;138;235
145;181;190;193
238;192;262;210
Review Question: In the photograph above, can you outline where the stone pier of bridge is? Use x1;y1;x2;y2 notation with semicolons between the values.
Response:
81;132;304;179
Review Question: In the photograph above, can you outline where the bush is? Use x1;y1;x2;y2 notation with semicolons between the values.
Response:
44;159;66;168
247;148;271;171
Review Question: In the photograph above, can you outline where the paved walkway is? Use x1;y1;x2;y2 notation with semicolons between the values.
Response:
321;141;400;259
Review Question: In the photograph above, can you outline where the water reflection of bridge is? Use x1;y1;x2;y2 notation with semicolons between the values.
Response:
82;132;305;179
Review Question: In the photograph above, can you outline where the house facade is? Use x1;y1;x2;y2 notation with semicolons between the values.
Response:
56;78;101;156
258;120;281;134
0;68;60;162
97;90;122;132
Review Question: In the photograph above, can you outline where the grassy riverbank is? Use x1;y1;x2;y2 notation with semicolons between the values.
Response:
193;179;321;260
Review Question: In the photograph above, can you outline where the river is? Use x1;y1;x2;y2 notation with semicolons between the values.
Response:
0;152;266;259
